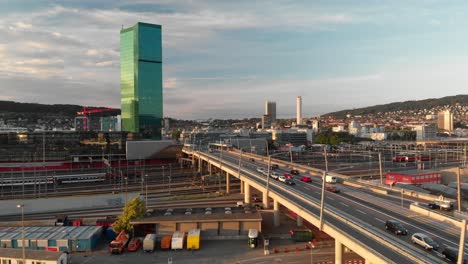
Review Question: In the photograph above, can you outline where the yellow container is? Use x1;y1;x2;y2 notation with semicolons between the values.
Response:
187;229;200;250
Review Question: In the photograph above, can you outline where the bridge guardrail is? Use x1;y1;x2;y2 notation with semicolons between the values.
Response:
196;150;444;264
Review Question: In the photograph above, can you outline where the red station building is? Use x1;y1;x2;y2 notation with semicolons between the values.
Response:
386;169;441;185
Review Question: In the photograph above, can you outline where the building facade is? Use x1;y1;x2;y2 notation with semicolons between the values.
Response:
121;22;163;139
414;124;437;141
296;96;302;125
437;110;453;132
265;101;276;125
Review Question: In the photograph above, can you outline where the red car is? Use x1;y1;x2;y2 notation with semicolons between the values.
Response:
284;173;293;179
300;176;312;183
127;238;142;252
326;186;340;193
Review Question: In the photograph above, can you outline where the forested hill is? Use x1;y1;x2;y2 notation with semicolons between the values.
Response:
0;101;120;116
325;94;468;118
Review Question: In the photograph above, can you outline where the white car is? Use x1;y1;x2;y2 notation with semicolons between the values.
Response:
270;172;279;180
256;167;265;174
278;175;286;182
411;233;439;250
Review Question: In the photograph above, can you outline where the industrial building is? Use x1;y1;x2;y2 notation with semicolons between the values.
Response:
121;22;163;139
0;248;69;264
131;207;262;238
0;226;102;252
386;170;442;185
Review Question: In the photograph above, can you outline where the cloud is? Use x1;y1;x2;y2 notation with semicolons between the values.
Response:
14;21;32;29
86;49;99;56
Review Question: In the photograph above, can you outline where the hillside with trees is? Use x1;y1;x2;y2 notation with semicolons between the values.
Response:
325;94;468;118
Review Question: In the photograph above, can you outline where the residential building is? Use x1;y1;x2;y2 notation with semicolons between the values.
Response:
121;22;163;139
262;114;271;129
437;110;453;131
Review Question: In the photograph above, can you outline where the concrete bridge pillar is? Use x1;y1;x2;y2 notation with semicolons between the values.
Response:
226;173;230;194
335;240;343;264
209;163;212;176
273;200;280;227
198;158;202;173
296;215;303;227
240;180;244;194
262;191;269;209
244;182;251;204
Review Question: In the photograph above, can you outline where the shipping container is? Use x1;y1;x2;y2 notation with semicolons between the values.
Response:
106;228;117;241
171;231;185;250
290;229;314;242
143;234;156;252
160;235;172;250
187;229;200;250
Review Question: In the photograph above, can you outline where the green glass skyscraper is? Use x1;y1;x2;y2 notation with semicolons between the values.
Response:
120;22;163;139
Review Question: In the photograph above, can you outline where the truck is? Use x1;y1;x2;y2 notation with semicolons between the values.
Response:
290;229;314;242
248;229;258;248
109;230;130;254
171;231;185;250
143;234;156;252
160;234;172;250
325;175;337;183
187;229;200;250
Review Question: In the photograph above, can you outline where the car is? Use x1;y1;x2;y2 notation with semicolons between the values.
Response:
256;167;265;174
284;173;293;179
442;247;468;263
326;186;340;193
411;233;439;250
270;171;279;180
250;158;255;162
385;220;408;235
285;179;295;185
270;164;279;170
127;238;142;252
300;176;312;183
278;175;286;183
290;169;300;175
428;199;454;211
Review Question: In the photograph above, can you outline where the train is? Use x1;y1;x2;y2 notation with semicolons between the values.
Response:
392;155;433;162
0;173;107;187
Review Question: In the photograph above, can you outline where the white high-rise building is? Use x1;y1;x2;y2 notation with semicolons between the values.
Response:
296;96;302;125
265;101;276;125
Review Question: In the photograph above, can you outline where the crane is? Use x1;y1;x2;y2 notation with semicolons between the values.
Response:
76;106;117;132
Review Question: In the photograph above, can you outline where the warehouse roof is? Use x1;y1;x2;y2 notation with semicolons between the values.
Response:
0;248;65;260
0;226;101;240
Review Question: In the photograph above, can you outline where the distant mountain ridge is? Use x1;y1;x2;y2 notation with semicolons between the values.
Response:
325;94;468;118
0;101;120;116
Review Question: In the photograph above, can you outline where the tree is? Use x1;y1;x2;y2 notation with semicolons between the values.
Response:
112;197;146;233
171;129;181;141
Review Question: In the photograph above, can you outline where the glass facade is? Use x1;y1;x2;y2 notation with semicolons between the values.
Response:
120;22;163;139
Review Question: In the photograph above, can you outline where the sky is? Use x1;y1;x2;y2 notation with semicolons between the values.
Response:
0;0;467;119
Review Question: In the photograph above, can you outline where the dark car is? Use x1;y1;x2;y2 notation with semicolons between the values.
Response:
385;220;408;235
428;200;454;211
442;247;468;263
290;169;300;175
270;164;279;170
326;186;340;193
285;179;295;185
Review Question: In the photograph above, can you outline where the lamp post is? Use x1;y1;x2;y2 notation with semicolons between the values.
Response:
265;152;289;209
17;204;25;263
145;174;148;206
308;241;314;264
124;177;128;204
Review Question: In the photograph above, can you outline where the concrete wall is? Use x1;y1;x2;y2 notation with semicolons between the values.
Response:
409;203;461;228
178;223;198;233
0;192;140;216
240;221;260;235
158;222;177;235
200;222;218;236
220;221;239;236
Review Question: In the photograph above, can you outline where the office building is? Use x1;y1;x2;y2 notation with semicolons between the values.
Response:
296;96;302;125
261;114;271;129
437;110;453;132
414;124;437;141
265;101;276;125
121;22;163;139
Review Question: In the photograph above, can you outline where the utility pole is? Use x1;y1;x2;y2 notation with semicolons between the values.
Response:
458;167;462;213
265;155;271;209
324;147;329;172
378;152;383;185
458;220;466;264
17;204;25;263
145;174;148;206
319;171;326;231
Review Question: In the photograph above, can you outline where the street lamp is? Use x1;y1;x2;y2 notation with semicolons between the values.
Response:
145;174;148;206
17;204;25;263
308;241;314;264
265;151;290;209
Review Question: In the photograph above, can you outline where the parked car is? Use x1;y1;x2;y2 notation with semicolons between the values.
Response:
290;169;300;175
270;164;279;170
278;175;287;183
326;186;340;193
411;233;439;250
300;176;312;183
442;247;468;263
284;173;293;179
270;171;279;180
285;179;295;185
127;238;142;252
428;199;454;211
385;220;408;235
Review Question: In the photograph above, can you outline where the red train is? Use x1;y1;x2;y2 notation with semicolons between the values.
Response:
392;155;433;162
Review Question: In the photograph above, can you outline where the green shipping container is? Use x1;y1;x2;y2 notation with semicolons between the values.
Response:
290;230;314;242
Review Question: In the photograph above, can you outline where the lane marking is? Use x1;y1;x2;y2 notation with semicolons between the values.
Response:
356;209;367;215
315;191;320;195
304;186;311;191
375;218;385;223
339;202;349;207
328;197;335;201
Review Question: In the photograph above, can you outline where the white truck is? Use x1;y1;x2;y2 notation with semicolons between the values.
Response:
143;234;156;252
325;175;337;183
171;231;185;250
